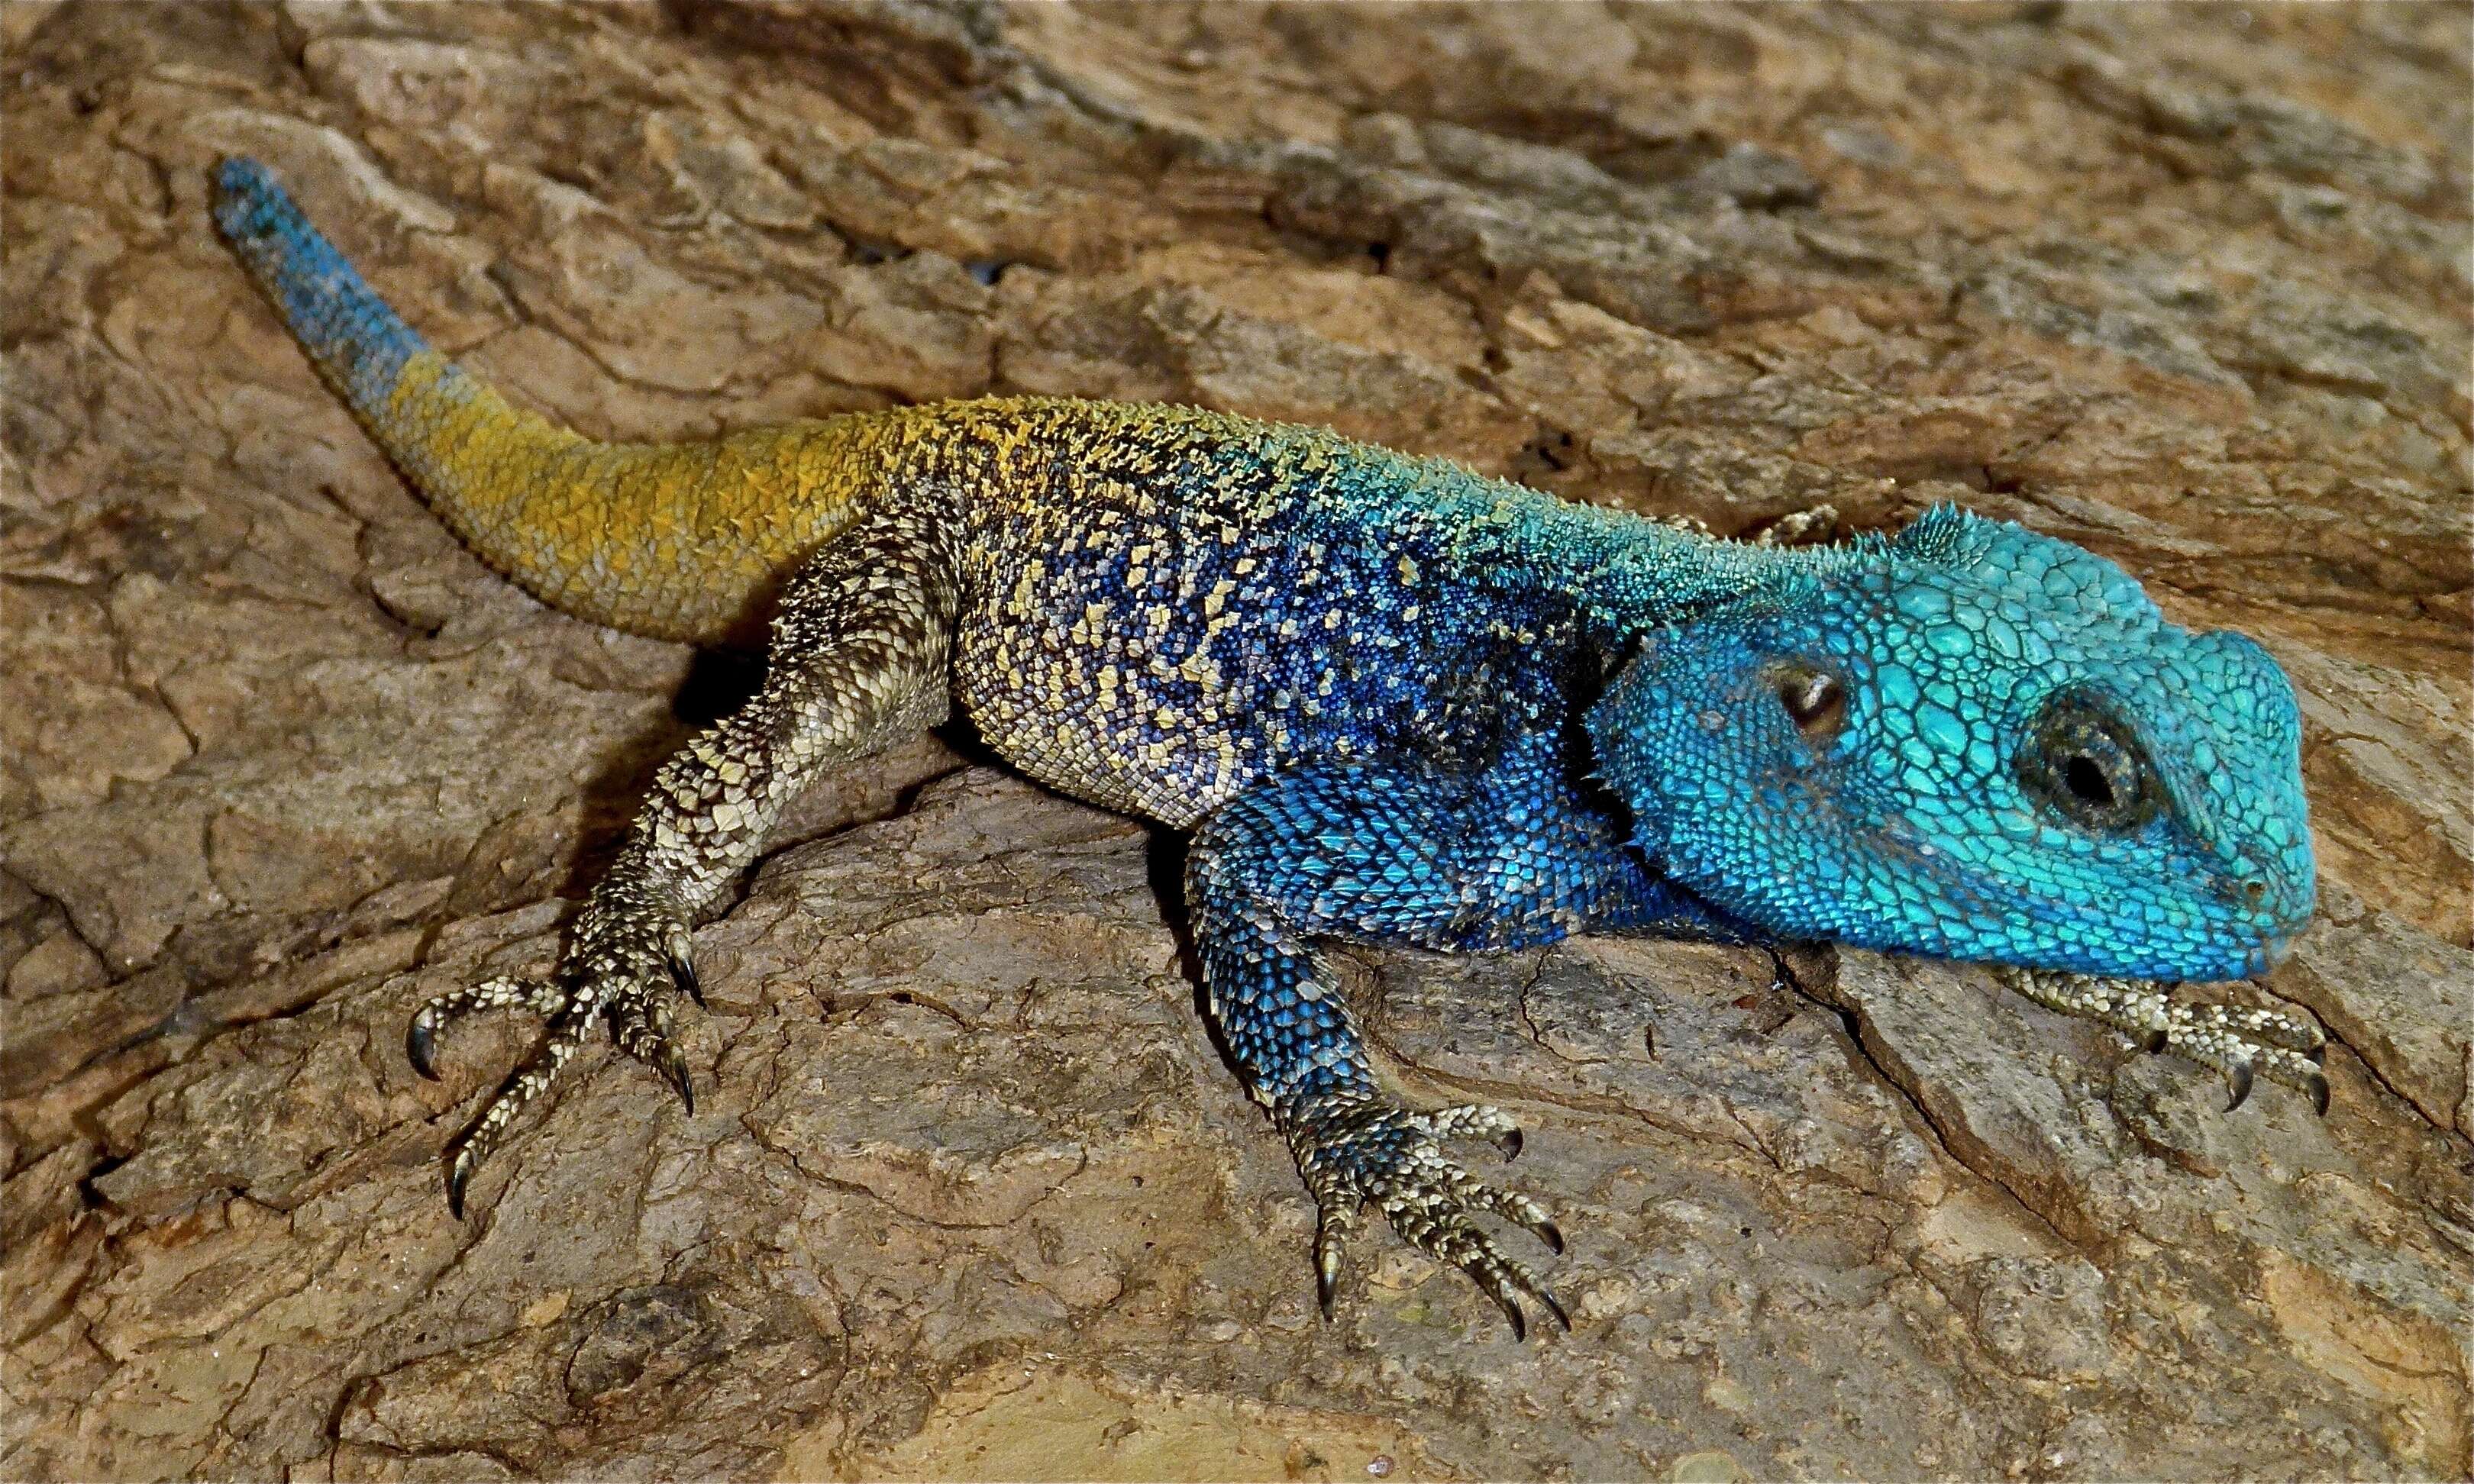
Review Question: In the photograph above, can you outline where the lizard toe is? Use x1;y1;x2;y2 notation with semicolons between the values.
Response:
407;974;562;1079
1416;1102;1526;1163
443;998;600;1216
1375;1189;1571;1342
610;991;696;1115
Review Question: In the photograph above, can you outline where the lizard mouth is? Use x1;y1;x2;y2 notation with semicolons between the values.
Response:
1629;792;2296;981
1933;857;2276;978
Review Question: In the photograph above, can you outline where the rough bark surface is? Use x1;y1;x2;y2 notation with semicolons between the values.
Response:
4;3;2469;1479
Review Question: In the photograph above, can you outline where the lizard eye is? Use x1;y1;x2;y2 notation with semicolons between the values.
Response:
2019;692;2158;832
1772;662;1846;747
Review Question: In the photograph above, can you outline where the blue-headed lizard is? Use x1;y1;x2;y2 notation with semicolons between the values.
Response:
213;157;2321;1337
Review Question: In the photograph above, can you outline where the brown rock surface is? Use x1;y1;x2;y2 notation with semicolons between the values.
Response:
4;2;2467;1478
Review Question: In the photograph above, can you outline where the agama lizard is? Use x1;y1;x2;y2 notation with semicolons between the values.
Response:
214;157;2322;1336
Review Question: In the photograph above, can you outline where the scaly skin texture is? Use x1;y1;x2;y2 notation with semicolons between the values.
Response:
215;158;2321;1335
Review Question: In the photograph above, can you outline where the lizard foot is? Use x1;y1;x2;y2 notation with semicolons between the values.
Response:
1996;967;2329;1115
411;903;700;1215
1283;1093;1569;1339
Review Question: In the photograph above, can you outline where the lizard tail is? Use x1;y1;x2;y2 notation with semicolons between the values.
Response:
212;156;874;644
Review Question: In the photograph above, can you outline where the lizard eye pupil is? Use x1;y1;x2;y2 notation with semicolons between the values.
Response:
1772;663;1847;746
2062;754;2115;808
2021;693;2156;832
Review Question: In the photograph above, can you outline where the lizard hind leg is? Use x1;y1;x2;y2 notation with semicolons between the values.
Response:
420;496;960;1215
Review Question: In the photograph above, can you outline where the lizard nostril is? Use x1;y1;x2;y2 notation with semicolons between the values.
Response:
2243;879;2267;905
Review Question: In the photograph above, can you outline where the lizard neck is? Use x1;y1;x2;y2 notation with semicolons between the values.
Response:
1330;452;1830;641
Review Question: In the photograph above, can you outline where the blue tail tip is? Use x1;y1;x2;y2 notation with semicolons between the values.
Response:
214;155;274;196
211;156;288;237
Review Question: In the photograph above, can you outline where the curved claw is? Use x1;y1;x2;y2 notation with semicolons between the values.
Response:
2308;1070;2330;1118
1467;1263;1567;1342
2304;1041;2327;1066
653;1040;696;1115
1538;1218;1565;1256
2224;1057;2256;1112
2140;1025;2170;1055
1454;1241;1570;1343
408;1017;441;1080
1313;1205;1353;1321
667;949;703;1008
1536;1285;1572;1333
446;1147;473;1220
1498;1126;1523;1163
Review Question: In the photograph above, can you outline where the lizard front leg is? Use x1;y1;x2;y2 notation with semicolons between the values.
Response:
1185;748;1668;1337
412;498;958;1214
1994;966;2330;1112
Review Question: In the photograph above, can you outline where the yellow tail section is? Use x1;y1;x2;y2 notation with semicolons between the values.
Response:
379;353;875;644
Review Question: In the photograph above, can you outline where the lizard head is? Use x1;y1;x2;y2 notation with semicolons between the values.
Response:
1587;505;2313;981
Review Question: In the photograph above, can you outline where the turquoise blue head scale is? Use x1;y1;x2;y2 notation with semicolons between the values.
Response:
1587;506;2314;982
